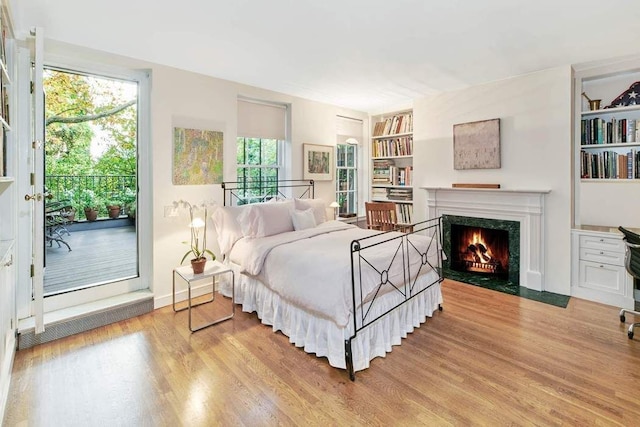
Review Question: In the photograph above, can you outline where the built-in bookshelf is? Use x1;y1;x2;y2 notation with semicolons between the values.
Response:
370;110;413;225
580;105;640;180
578;74;640;181
574;63;640;228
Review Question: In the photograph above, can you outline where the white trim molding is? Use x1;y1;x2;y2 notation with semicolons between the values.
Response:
422;187;550;291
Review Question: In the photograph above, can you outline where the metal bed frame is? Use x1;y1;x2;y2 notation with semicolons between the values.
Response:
347;216;443;380
220;180;444;381
221;179;314;206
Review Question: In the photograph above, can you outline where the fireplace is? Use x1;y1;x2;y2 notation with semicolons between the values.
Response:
443;215;520;285
424;187;548;291
451;224;509;279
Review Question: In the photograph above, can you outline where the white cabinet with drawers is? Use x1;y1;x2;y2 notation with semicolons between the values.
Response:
571;228;634;308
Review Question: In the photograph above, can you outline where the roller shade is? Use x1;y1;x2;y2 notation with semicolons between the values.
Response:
337;116;363;144
237;99;286;140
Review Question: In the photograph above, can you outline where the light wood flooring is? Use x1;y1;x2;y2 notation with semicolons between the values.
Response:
4;279;640;426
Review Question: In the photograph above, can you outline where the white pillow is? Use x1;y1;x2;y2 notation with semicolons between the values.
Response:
294;198;326;225
238;200;294;238
291;208;316;231
211;205;247;257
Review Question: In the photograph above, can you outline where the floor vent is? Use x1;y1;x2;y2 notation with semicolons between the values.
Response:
17;297;153;350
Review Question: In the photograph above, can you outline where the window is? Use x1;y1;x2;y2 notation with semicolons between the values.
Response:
236;99;288;204
336;116;363;216
236;137;280;203
336;143;357;215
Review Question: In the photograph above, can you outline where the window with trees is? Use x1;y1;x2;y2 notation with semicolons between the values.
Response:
336;143;357;215
236;137;280;203
336;116;363;217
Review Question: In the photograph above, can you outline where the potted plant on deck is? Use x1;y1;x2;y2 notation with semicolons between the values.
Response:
177;200;216;274
121;187;137;224
79;189;101;222
105;199;122;219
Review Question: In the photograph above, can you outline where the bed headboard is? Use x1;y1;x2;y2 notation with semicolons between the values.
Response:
221;180;315;206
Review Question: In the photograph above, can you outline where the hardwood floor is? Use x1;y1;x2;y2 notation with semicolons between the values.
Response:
4;279;640;426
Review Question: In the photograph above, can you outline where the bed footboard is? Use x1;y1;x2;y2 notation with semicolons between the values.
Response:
347;216;444;381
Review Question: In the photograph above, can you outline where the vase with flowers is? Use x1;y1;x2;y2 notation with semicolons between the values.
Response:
176;200;216;274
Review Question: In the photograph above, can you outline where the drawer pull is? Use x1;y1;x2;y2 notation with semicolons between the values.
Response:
599;239;604;242
600;251;604;255
600;265;604;268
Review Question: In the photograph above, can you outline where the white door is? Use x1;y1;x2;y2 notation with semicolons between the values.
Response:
27;27;45;333
18;30;151;324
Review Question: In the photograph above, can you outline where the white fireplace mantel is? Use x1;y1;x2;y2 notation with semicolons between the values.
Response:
422;187;550;291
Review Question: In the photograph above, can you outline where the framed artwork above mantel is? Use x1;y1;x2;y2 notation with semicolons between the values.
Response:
453;118;501;170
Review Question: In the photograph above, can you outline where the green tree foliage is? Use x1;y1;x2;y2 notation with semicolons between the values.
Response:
236;137;279;202
44;69;137;177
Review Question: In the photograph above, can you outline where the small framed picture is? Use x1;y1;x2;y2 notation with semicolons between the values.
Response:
303;143;333;181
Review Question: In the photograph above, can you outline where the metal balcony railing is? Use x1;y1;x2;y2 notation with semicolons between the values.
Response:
45;175;136;220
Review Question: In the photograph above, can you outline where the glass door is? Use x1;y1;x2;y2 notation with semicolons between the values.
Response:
33;63;150;314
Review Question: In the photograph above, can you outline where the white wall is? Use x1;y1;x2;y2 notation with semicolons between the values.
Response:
412;66;573;295
150;70;368;307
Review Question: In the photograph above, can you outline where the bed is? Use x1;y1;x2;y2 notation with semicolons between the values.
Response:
215;180;443;380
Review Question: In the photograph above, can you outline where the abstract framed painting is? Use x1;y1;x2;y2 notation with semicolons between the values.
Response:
453;118;501;170
303;143;333;181
172;127;223;185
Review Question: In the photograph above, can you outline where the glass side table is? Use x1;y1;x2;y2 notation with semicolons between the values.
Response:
172;260;235;332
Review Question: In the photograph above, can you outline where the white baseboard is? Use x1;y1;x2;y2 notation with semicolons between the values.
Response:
154;282;214;309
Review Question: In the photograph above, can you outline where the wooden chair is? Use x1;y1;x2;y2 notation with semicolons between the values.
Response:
365;201;400;232
365;201;395;231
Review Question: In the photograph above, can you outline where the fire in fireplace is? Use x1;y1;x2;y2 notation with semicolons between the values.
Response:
451;224;510;279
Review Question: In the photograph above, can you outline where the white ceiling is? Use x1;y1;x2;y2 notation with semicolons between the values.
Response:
12;0;640;113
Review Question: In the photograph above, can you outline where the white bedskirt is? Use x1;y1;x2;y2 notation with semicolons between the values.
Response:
219;264;443;372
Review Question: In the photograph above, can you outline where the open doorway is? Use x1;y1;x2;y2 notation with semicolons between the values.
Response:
42;67;138;296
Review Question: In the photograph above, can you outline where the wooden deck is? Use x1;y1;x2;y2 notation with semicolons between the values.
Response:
44;225;137;295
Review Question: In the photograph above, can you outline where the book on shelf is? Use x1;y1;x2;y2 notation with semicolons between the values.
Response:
372;160;412;186
372;136;413;157
580;148;639;179
373;159;393;184
371;187;413;201
581;117;640;145
371;187;389;201
372;112;413;137
395;203;413;224
387;188;413;201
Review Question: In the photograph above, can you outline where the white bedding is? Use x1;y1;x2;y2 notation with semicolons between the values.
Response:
229;220;441;328
220;260;442;372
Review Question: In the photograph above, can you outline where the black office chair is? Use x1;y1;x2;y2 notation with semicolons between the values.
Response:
618;226;640;339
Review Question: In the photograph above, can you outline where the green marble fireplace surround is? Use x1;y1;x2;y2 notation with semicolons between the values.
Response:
442;214;569;308
423;187;568;307
443;214;520;284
